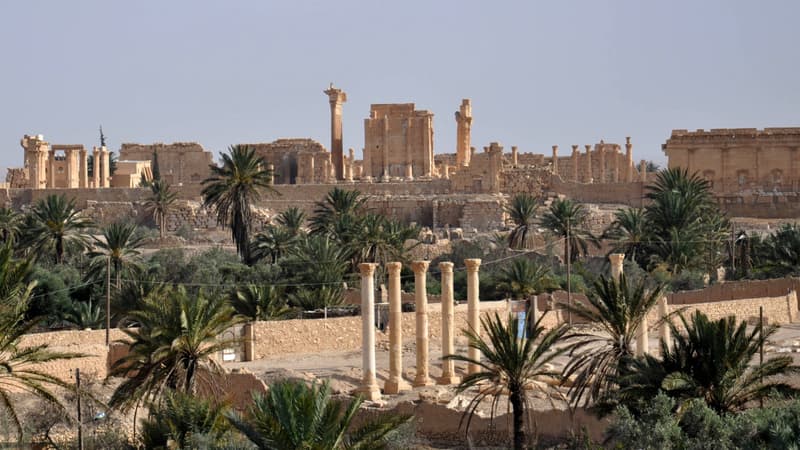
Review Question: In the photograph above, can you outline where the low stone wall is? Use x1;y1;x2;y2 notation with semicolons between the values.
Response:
17;329;128;382
665;291;798;326
668;277;800;305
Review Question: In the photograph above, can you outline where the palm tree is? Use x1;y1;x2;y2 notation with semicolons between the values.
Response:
616;311;799;414
139;390;232;449
444;312;570;450
309;188;366;236
228;284;293;321
226;379;411;450
144;179;178;239
88;222;144;289
21;194;92;264
0;207;21;246
540;198;597;263
288;235;349;303
347;213;419;269
495;258;558;300
505;193;540;249
62;299;104;330
250;225;298;264
561;274;666;408
108;285;244;411
762;223;800;277
275;207;307;236
0;244;85;437
202;145;277;262
603;207;646;264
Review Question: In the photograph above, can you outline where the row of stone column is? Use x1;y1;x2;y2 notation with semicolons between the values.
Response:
357;258;482;401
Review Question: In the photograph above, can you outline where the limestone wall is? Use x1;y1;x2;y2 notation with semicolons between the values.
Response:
668;277;800;305
551;179;647;206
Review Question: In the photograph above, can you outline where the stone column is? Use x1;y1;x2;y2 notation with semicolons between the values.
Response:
613;145;620;183
92;147;100;188
465;258;482;374
324;85;347;181
456;99;472;167
267;164;275;184
79;148;88;188
551;145;559;177
598;144;606;183
101;147;110;188
412;261;433;387
584;144;593;183
625;137;633;182
438;262;460;385
381;116;390;182
385;262;411;394
346;148;355;182
659;296;670;349
357;263;381;401
609;253;625;280
47;149;55;188
511;146;518;167
640;159;648;182
571;145;579;181
423;115;433;177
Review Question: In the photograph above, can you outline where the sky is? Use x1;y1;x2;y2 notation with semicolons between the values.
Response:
1;1;799;173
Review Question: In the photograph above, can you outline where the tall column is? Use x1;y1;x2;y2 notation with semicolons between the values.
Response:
584;144;593;183
357;263;381;401
511;146;518;167
381;116;390;182
598;144;606;183
324;84;347;181
101;147;110;188
659;296;671;350
571;145;579;181
609;253;625;280
412;261;433;387
640;160;648;182
423;115;433;177
438;262;460;385
625;137;633;182
455;99;473;167
79;148;88;188
92;147;100;188
465;258;482;374
404;118;414;180
346;148;355;182
47;149;55;188
551;145;559;176
385;262;411;394
613;145;620;183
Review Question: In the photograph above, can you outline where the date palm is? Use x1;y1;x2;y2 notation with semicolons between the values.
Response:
603;207;646;264
144;179;178;240
275;207;307;236
0;244;84;437
762;223;800;277
495;258;558;300
139;390;232;449
250;225;298;264
347;213;419;269
0;207;21;246
21;194;92;264
505;193;540;249
108;285;244;411
202;145;276;263
561;274;665;408
616;311;800;414
309;188;366;236
540;198;597;263
88;222;144;289
228;284;293;321
227;379;411;450
444;312;570;450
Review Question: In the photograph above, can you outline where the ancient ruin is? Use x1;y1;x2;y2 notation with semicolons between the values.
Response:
245;138;332;185
363;103;436;181
118;142;213;185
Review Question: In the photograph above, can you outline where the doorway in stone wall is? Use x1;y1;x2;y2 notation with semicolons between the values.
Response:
279;154;299;184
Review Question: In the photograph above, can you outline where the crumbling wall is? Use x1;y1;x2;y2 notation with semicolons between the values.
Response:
119;142;213;185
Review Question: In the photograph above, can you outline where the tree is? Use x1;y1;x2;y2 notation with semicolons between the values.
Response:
144;180;177;239
494;258;557;300
228;284;293;321
227;379;411;450
139;390;232;449
443;312;570;449
603;207;646;264
202;145;277;263
309;188;366;236
62;299;104;330
21;194;92;264
250;225;298;264
274;207;306;236
561;274;665;408
615;311;800;414
108;285;244;411
88;222;144;290
540;198;597;263
0;207;21;246
151;148;161;182
761;223;800;277
347;213;419;270
505;193;540;249
0;244;84;437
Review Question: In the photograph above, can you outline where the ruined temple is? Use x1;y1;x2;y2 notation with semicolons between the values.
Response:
245;138;332;185
363;103;435;181
15;134;114;189
663;128;800;194
119;142;212;185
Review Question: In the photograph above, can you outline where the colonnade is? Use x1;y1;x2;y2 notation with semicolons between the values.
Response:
357;258;482;401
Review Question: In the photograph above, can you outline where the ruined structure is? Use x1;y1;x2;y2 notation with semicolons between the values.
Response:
324;84;347;180
363;103;435;181
14;134;114;189
663;128;800;194
246;139;333;185
455;99;472;167
118;142;212;185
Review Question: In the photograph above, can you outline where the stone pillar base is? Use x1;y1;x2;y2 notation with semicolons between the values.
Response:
413;376;434;388
384;379;411;394
355;384;382;402
437;375;461;385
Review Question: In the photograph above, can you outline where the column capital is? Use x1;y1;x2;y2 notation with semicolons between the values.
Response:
465;258;481;272
584;144;592;153
359;263;377;276
386;261;402;275
571;144;579;152
411;260;430;273
438;261;454;273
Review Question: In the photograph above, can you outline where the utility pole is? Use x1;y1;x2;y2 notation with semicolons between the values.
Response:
105;256;111;346
76;368;84;450
566;222;572;326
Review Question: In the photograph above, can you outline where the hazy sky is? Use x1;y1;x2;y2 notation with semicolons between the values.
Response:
2;1;798;172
